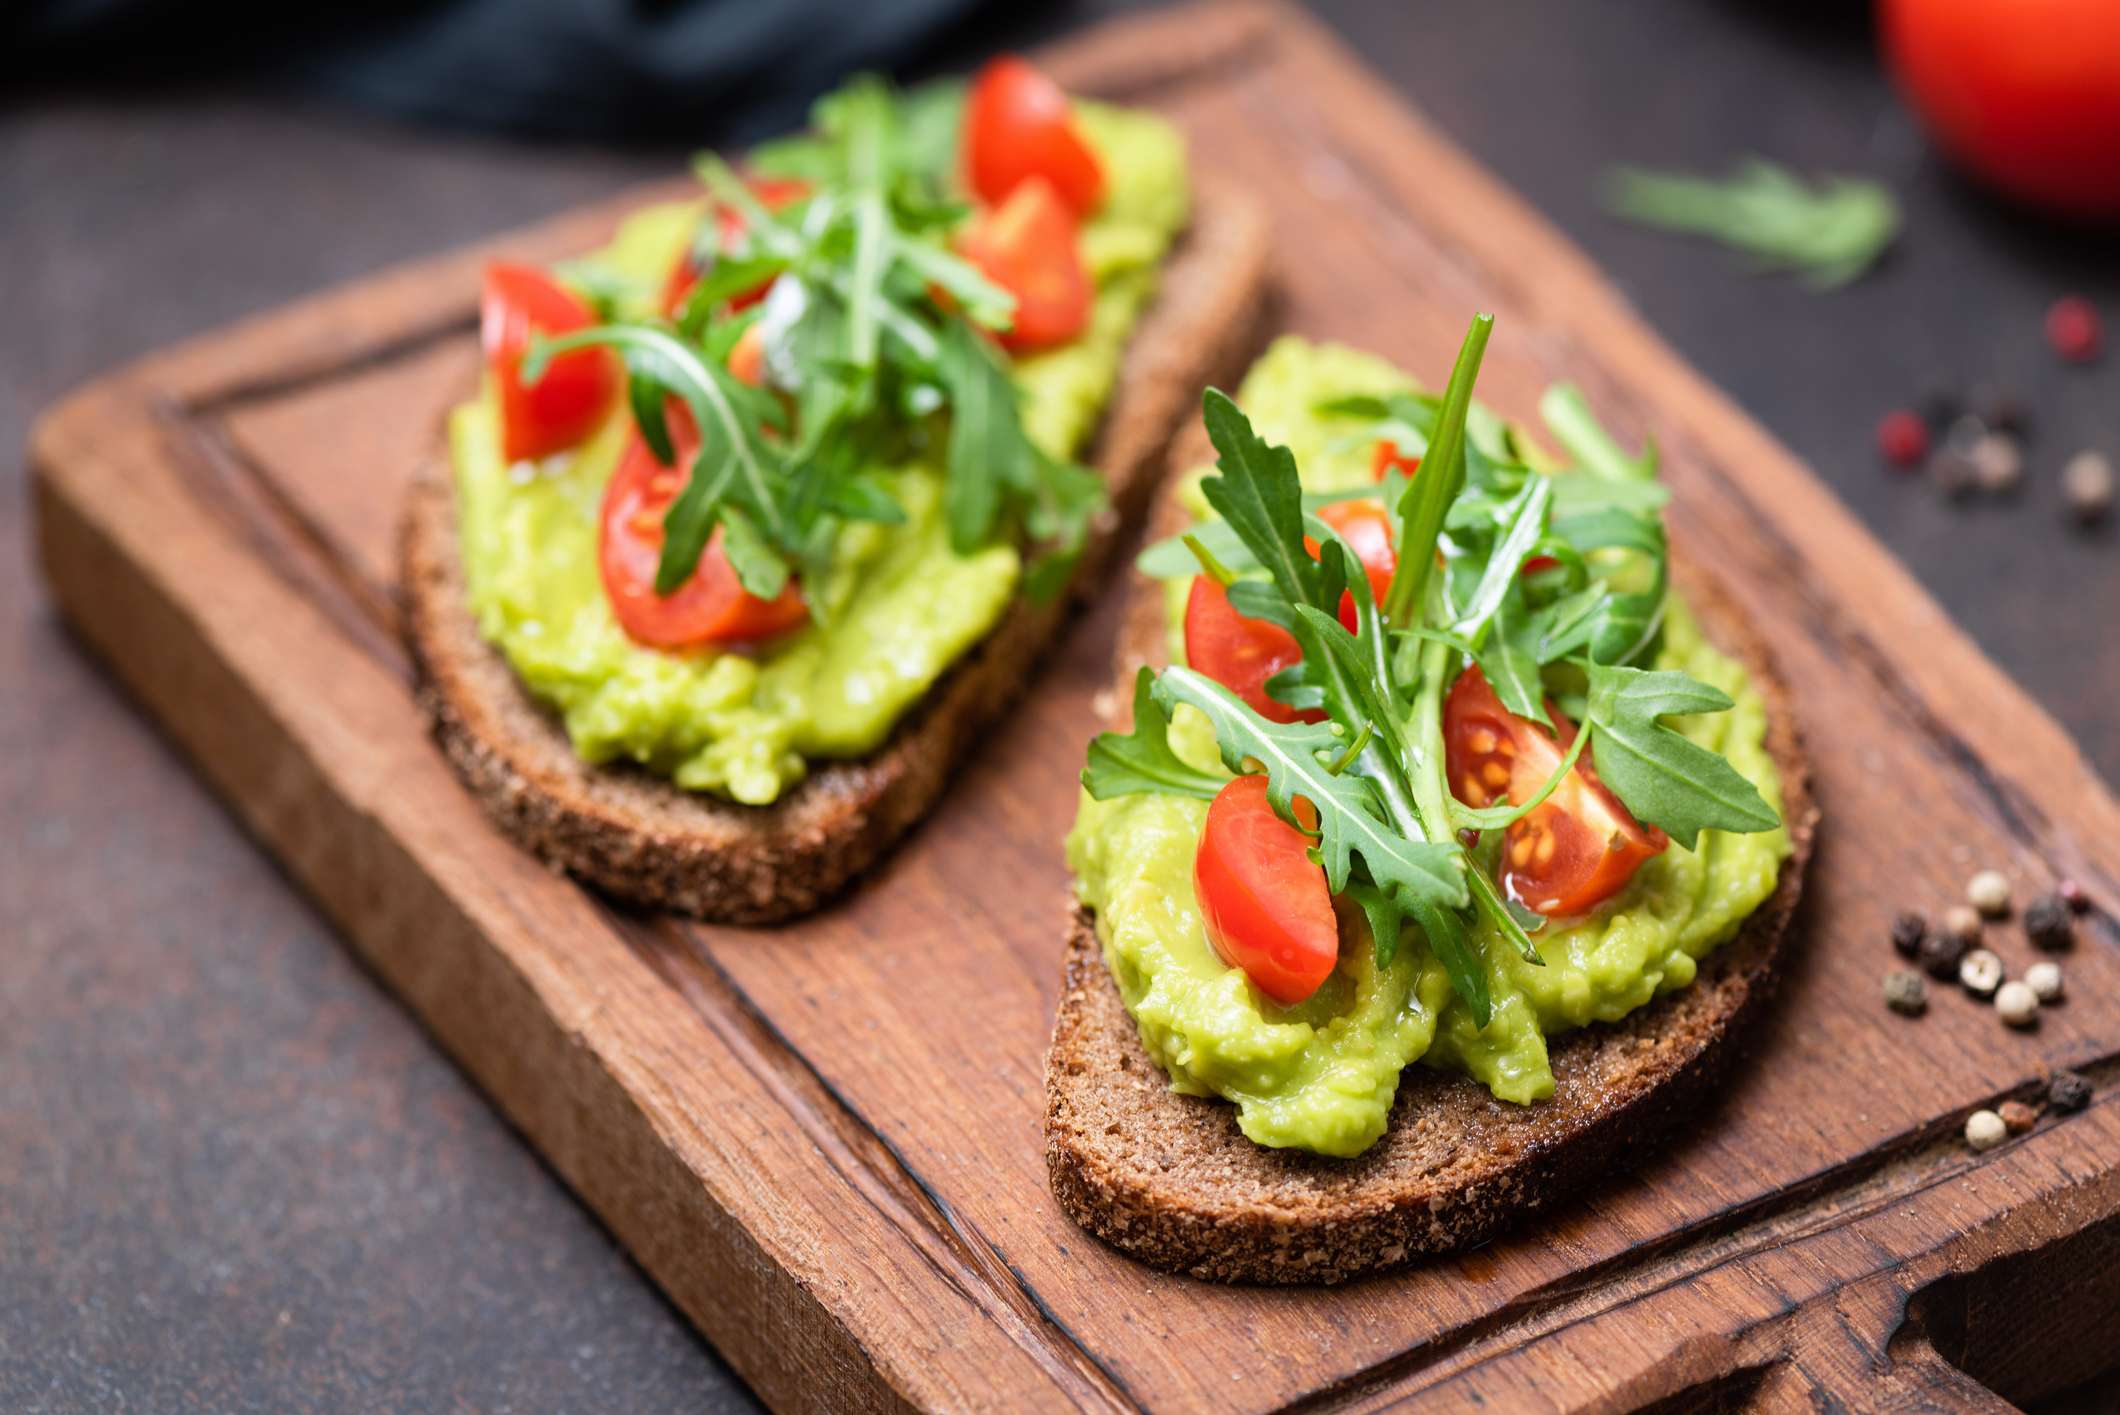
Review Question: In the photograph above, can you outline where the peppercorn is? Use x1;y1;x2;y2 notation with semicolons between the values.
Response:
1884;970;1927;1017
1928;448;1976;498
1876;409;1929;469
1942;905;1984;946
2064;451;2114;525
2049;1071;2093;1113
1965;1110;2007;1151
1998;1100;2037;1134
2024;893;2072;951
1970;431;2024;494
1968;870;2012;918
1890;911;1926;959
1919;927;1966;980
2047;296;2104;363
1996;980;2039;1027
1959;948;2003;999
2026;961;2064;1003
2058;878;2089;911
1968;384;2027;436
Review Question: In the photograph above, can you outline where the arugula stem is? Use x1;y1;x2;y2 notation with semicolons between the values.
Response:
1468;861;1545;966
1380;313;1493;630
1537;383;1655;482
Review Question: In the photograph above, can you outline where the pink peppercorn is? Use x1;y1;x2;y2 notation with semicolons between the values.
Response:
1876;409;1929;468
2047;297;2103;363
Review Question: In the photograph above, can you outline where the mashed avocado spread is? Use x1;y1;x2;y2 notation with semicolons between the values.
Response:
453;101;1188;804
1065;338;1792;1158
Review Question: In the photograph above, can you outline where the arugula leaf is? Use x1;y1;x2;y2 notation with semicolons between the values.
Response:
1154;667;1467;909
1605;157;1899;288
1450;473;1552;643
935;317;1027;552
1082;668;1229;802
1198;389;1323;615
1383;314;1493;628
1581;662;1781;850
1136;519;1259;580
1477;582;1550;727
1539;384;1657;483
1344;879;1492;1029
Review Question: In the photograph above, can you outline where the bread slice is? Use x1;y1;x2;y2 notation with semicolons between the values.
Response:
400;176;1271;924
1042;438;1817;1284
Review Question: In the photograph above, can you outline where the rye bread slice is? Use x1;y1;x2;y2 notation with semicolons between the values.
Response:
400;177;1271;923
1043;446;1817;1285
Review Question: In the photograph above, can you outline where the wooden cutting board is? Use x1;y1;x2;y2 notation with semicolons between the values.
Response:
32;2;2120;1409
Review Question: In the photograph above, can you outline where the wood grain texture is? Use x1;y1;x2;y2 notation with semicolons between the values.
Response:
29;2;2120;1410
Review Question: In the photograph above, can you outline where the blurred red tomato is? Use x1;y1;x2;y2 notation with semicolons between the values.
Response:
1878;0;2120;221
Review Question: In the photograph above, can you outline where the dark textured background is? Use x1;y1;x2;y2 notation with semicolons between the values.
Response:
5;1;2116;1409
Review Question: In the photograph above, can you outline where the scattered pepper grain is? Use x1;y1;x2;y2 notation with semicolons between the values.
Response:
1965;1110;2008;1151
1890;911;1926;959
1970;431;2024;493
1876;409;1929;468
1884;970;1927;1017
1928;448;1976;497
2024;893;2073;951
1996;980;2040;1027
2026;961;2064;1003
1968;870;2012;917
2058;878;2089;911
1942;905;1984;945
1998;1100;2037;1134
1959;948;2003;999
2047;296;2104;363
2049;1071;2093;1113
1919;927;1966;980
2064;451;2114;524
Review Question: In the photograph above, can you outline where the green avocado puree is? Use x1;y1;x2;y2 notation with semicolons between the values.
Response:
1066;338;1792;1158
452;101;1188;804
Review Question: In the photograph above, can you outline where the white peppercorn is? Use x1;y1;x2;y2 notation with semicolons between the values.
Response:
2026;961;2063;1003
1942;905;1984;945
1884;970;1927;1016
1959;948;2003;998
1995;980;2039;1027
1970;431;2024;493
2064;450;2114;524
1965;1110;2007;1151
1968;870;2012;917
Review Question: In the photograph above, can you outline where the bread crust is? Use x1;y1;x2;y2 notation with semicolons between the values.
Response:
400;178;1271;923
1042;456;1817;1285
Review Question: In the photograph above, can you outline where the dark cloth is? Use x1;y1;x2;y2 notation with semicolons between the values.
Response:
1;0;991;143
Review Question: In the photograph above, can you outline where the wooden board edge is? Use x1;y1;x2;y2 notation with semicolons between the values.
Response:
28;386;1131;1415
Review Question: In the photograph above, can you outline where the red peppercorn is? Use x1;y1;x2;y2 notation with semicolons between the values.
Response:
1876;409;1929;468
2047;296;2103;363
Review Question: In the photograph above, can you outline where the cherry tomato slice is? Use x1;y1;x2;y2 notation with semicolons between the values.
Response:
1371;439;1420;481
1309;498;1396;632
964;54;1105;217
598;426;807;649
1443;666;1667;917
958;175;1091;352
659;176;811;318
1184;576;1319;724
483;263;620;464
1194;776;1339;1006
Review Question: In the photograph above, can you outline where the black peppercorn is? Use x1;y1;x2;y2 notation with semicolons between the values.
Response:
1891;911;1926;959
2049;1071;2093;1114
2024;892;2073;951
1919;926;1966;979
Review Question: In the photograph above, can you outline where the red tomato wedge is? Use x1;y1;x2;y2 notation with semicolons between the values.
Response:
1194;776;1339;1006
1444;666;1666;917
1371;439;1420;481
958;176;1091;352
964;54;1105;216
659;176;811;318
1308;498;1396;632
483;263;620;463
598;424;808;649
725;322;767;389
1184;576;1317;724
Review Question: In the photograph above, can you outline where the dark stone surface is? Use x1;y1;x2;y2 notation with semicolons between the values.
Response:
4;1;2115;1410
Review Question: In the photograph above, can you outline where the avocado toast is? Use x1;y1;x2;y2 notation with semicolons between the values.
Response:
1045;331;1814;1283
401;61;1270;922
